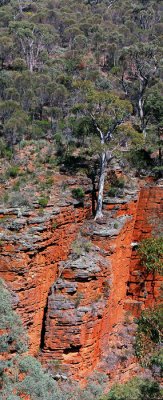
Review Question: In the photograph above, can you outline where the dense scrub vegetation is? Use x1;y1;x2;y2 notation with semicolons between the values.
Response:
138;237;163;274
0;0;163;215
135;305;163;371
102;377;162;400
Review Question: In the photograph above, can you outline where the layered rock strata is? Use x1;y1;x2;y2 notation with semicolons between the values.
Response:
41;191;139;380
0;195;91;354
125;184;163;315
0;179;162;382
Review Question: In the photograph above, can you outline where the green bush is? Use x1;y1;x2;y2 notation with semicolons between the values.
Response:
95;76;112;90
138;237;163;274
107;187;118;197
110;66;121;75
47;156;58;166
6;166;19;178
30;120;51;139
115;178;125;188
0;138;12;159
150;350;163;375
17;356;59;400
72;187;85;201
127;149;153;171
38;196;49;208
12;57;27;71
107;177;125;197
135;305;163;367
103;378;162;400
0;279;27;355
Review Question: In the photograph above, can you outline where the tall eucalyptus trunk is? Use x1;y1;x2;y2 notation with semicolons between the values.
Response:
138;79;148;138
91;114;120;219
138;92;146;137
95;150;106;220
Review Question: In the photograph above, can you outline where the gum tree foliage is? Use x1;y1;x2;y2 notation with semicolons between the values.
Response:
0;0;162;213
9;21;56;73
70;81;142;218
120;44;161;137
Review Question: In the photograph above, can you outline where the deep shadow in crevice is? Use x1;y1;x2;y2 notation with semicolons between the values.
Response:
63;345;82;354
75;276;97;282
40;297;48;350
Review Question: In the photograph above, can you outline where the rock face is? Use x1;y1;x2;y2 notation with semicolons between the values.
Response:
0;199;91;354
0;179;162;382
125;185;163;314
41;189;139;380
41;248;110;380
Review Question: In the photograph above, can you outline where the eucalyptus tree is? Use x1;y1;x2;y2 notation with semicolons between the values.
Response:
120;44;160;137
0;34;13;69
9;21;56;72
0;100;29;147
144;86;163;168
71;82;133;218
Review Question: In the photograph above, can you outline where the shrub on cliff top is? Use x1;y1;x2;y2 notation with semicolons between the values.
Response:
6;165;20;178
72;187;85;201
138;237;163;274
38;196;49;208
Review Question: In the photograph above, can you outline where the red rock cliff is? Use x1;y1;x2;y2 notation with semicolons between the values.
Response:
0;196;91;354
40;189;139;380
0;180;162;382
125;184;163;314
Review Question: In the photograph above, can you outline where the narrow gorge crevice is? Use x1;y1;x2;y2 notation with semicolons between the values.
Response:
1;181;162;384
40;297;48;350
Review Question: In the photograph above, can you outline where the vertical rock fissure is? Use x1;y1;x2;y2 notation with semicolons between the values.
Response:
40;297;48;350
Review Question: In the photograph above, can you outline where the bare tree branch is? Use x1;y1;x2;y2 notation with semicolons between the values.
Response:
90;113;105;144
105;118;124;142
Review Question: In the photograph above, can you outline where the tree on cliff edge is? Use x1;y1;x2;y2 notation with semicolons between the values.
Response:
71;82;142;219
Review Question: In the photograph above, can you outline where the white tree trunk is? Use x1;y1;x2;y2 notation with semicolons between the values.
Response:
138;80;147;138
95;151;106;220
138;95;146;137
29;57;34;73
